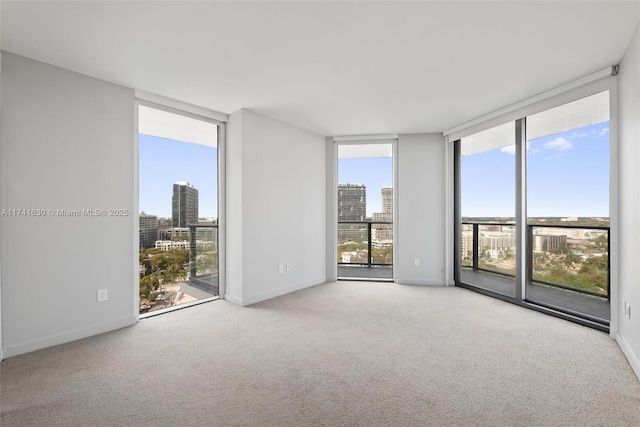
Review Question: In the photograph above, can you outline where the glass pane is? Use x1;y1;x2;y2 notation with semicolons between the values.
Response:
337;143;393;280
526;92;610;321
460;122;516;298
478;224;516;277
461;224;474;268
138;106;219;315
338;223;368;264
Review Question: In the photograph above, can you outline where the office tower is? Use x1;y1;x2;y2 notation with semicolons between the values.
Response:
172;181;199;228
381;186;392;215
372;187;393;241
139;212;158;249
338;183;366;222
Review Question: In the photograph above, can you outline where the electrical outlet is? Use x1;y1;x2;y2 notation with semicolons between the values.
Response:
414;258;420;267
97;289;108;302
623;300;631;319
286;264;292;272
278;264;284;274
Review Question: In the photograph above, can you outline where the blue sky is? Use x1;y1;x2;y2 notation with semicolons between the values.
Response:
339;157;393;216
140;120;608;219
461;121;610;218
139;135;217;218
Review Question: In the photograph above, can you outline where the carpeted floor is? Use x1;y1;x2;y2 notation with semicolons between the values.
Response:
1;281;639;426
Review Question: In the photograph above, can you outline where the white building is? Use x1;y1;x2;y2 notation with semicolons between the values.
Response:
155;240;190;251
480;232;515;260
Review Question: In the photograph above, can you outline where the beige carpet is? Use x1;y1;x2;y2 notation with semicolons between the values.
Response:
1;281;639;426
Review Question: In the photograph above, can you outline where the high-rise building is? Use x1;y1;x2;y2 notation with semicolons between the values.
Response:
461;226;473;263
139;212;158;249
372;186;393;241
337;183;366;222
381;186;392;214
172;181;199;228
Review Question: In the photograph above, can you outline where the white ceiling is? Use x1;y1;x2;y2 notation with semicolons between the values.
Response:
2;1;638;136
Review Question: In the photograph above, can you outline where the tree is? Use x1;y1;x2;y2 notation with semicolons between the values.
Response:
551;245;569;255
503;247;514;260
593;234;608;250
140;274;159;298
564;252;581;267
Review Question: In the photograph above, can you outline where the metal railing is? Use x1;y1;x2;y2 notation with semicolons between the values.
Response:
188;223;219;292
338;221;393;267
462;222;609;299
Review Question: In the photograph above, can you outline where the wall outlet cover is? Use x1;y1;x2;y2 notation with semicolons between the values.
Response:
97;289;108;302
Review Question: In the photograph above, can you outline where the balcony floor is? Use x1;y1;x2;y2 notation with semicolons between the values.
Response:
338;265;393;281
181;279;218;300
461;269;609;321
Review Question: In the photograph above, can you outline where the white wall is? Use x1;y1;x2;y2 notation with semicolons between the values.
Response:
0;49;4;360
225;110;244;303
325;137;337;282
616;23;640;379
396;134;447;285
1;53;136;358
226;109;326;306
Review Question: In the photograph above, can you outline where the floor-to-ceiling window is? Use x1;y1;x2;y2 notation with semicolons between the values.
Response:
459;122;517;298
337;142;394;281
138;103;223;316
525;92;610;322
454;86;611;330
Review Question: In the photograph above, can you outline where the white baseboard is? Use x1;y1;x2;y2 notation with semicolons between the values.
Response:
229;278;325;307
616;332;640;381
397;279;447;286
1;316;137;359
224;293;243;306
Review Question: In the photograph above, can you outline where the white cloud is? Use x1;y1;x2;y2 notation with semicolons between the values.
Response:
500;141;534;155
544;137;572;151
501;145;516;154
568;131;589;139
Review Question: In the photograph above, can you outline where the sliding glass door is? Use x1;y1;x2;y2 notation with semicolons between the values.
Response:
455;90;611;328
337;142;394;281
138;104;222;316
459;122;516;298
525;92;610;322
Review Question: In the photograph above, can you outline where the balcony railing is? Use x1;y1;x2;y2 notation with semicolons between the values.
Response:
188;223;219;293
338;221;393;267
462;222;609;300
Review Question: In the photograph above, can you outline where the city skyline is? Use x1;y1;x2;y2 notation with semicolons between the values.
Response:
338;156;393;217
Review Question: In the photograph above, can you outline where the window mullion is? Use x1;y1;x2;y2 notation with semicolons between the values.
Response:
515;118;527;301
